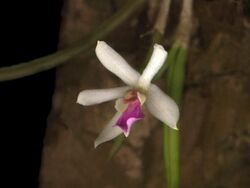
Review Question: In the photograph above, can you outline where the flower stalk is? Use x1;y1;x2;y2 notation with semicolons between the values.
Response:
164;46;187;188
163;0;193;187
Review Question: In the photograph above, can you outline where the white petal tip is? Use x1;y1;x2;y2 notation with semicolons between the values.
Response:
96;41;104;53
154;44;167;56
165;122;179;130
169;121;179;130
76;93;87;105
96;41;107;51
77;91;95;106
97;40;105;45
154;43;164;50
172;125;179;131
167;120;179;131
94;141;99;148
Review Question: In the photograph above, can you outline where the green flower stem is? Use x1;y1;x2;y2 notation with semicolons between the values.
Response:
164;45;187;188
163;0;192;186
0;0;145;82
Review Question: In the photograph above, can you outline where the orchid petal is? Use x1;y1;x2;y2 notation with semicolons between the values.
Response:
138;44;167;89
77;86;130;106
95;41;140;86
94;112;123;148
146;84;179;129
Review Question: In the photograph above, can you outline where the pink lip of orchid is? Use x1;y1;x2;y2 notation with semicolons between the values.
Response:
114;91;144;137
77;41;179;148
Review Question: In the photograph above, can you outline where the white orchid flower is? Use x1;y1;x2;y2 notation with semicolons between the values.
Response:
77;41;179;148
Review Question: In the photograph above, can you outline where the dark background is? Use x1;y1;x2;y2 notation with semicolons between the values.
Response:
1;0;63;187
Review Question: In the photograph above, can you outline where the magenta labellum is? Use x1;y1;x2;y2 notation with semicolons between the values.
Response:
115;91;144;137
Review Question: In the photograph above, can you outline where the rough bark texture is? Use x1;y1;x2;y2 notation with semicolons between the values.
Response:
39;0;250;188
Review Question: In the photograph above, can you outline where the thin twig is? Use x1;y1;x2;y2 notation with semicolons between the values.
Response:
154;0;172;34
175;0;193;48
